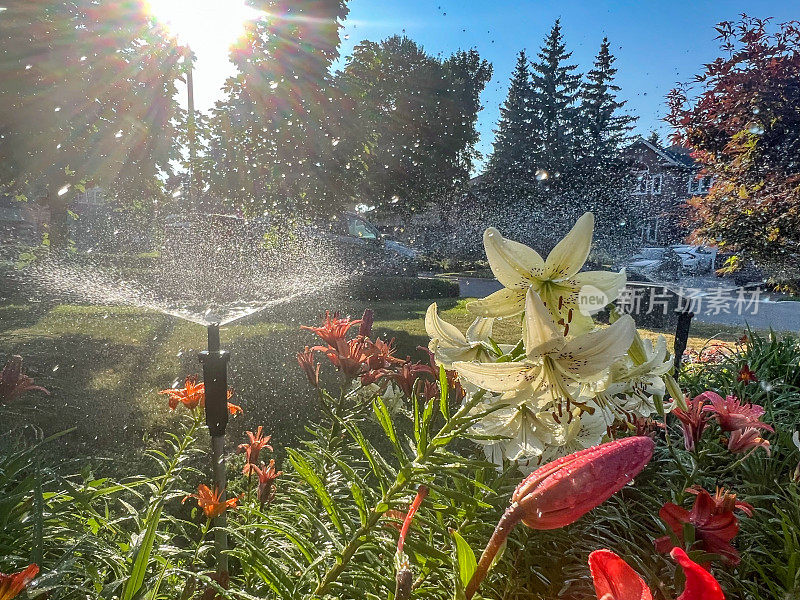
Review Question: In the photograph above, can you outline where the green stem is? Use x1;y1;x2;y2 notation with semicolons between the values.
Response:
465;505;522;600
312;390;486;596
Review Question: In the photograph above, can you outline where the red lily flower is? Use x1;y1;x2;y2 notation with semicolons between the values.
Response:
183;484;238;519
389;360;435;398
297;346;320;387
686;486;753;516
736;364;758;384
727;427;771;456
238;426;273;466
0;564;39;600
465;437;654;600
655;486;751;565
243;459;282;508
699;392;772;432
323;337;374;380
0;356;49;405
301;311;361;346
588;547;724;600
673;394;711;451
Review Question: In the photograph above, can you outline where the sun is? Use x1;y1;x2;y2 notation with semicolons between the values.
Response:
144;0;263;52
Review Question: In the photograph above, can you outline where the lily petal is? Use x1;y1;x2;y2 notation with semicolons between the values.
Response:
468;287;526;317
588;549;653;600
425;303;467;346
483;227;545;288
454;360;538;393
557;315;636;377
523;289;566;356
671;547;725;600
465;316;494;343
544;212;594;279
572;269;628;306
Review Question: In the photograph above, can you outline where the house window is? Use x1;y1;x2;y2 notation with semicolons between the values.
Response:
632;169;649;195
650;174;663;194
640;216;660;243
688;175;713;195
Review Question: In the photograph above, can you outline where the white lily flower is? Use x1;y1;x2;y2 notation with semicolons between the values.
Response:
526;406;609;472
425;303;494;368
598;334;673;420
455;289;636;407
468;212;626;336
468;389;561;466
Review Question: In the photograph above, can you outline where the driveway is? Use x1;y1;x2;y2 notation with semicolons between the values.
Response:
430;274;800;332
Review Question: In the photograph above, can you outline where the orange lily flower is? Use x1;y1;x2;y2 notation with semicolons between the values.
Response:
160;375;205;410
238;426;273;465
183;484;238;519
243;459;282;507
160;376;241;415
0;564;39;600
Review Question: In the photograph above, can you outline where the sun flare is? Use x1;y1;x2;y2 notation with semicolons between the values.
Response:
144;0;263;51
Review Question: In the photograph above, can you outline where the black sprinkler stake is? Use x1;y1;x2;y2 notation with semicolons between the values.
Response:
199;322;231;574
200;323;231;437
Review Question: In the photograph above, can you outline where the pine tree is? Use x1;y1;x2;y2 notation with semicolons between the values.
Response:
576;38;639;256
529;20;582;181
647;130;662;146
580;38;636;163
485;50;534;196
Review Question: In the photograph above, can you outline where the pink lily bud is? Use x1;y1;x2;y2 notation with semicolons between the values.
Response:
512;436;655;529
465;437;654;599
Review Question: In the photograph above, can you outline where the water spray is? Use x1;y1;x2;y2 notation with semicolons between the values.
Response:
199;321;230;574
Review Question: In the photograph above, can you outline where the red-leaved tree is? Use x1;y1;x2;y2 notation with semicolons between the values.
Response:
667;15;800;285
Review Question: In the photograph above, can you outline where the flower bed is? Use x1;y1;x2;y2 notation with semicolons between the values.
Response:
2;213;799;599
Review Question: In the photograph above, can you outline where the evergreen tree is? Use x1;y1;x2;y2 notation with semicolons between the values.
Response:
580;38;636;164
647;130;662;146
575;38;638;256
485;50;534;197
529;20;582;182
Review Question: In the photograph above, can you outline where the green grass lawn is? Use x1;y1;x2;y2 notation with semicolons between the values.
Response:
0;298;746;471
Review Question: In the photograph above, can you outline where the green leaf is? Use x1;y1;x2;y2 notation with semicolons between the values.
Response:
287;448;345;534
439;365;450;420
119;500;163;600
451;530;477;589
373;397;406;462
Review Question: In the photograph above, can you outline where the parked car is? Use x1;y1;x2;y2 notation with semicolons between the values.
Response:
624;247;680;280
311;211;419;275
671;244;717;275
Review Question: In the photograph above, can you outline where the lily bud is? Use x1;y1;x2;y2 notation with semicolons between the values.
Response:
512;436;654;530
465;437;654;600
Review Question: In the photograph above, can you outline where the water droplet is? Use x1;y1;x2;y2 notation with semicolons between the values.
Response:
535;168;549;181
269;81;278;89
749;124;764;135
57;184;70;196
52;364;60;372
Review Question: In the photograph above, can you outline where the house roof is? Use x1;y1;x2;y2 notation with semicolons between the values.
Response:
629;136;696;169
662;144;697;168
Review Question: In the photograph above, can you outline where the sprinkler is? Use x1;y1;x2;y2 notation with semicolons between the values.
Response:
199;322;231;574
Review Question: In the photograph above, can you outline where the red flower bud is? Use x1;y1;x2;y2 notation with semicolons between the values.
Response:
512;436;655;529
465;437;654;599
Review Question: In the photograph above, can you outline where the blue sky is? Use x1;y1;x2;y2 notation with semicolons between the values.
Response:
189;0;797;172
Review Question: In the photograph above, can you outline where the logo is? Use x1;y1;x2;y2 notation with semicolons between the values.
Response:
578;284;609;316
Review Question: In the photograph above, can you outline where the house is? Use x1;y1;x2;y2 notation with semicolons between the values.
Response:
625;137;712;245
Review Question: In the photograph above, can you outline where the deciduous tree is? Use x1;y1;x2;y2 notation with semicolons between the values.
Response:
667;15;800;283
